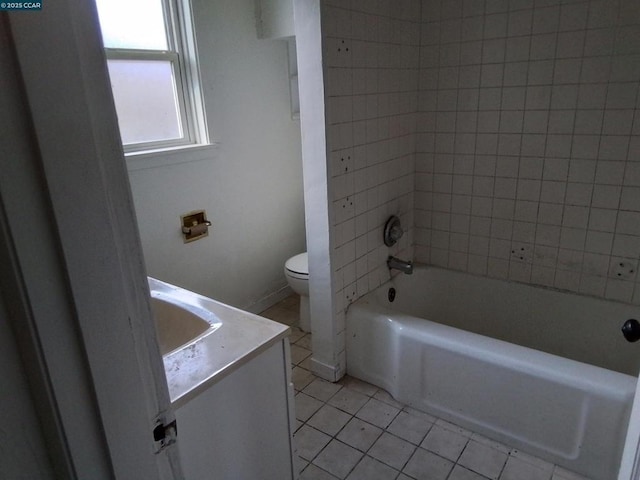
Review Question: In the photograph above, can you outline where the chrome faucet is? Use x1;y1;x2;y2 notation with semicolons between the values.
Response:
387;256;413;274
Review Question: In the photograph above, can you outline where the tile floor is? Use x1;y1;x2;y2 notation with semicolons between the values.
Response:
261;296;592;480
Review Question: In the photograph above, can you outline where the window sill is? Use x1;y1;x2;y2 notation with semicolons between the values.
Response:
125;143;220;171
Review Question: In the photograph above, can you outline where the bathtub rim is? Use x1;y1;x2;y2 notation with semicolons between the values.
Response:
366;264;640;376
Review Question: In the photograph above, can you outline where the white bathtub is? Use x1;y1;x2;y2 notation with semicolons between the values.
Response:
346;266;639;480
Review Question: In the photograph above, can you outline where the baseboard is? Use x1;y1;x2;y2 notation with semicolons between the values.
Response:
310;357;344;382
245;285;293;314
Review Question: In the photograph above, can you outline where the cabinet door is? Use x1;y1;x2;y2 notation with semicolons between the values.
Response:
177;340;295;480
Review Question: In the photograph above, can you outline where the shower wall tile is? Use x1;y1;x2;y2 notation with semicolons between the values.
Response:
416;0;640;304
322;0;421;365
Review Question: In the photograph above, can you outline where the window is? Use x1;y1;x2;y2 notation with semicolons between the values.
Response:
95;0;207;153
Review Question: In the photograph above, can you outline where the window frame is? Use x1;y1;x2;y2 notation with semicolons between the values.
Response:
101;0;208;154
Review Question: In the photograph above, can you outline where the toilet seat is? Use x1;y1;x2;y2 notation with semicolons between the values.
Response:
285;253;308;279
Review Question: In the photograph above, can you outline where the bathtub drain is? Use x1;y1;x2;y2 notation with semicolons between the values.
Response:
388;288;396;302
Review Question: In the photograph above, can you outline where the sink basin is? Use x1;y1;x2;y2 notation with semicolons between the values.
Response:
151;296;213;355
147;276;290;407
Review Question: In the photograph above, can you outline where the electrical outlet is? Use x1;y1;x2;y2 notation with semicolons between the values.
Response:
609;258;638;281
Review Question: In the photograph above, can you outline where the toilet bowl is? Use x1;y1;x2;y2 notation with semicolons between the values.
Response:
284;252;310;332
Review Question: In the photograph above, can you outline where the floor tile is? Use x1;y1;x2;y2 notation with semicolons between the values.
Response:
421;423;469;462
291;344;312;364
457;440;508;480
355;397;401;429
295;425;332;461
292;366;316;391
339;375;379;396
262;305;299;326
387;410;433;445
328;386;370;415
259;304;283;319
280;294;300;310
303;377;342;402
307;404;352;437
449;464;490;480
346;455;399;480
295;392;324;422
470;433;510;455
373;389;405;409
403;447;454;480
289;327;306;344
403;406;437;423
297;456;309;473
501;455;552;480
368;432;416;470
337;417;383;452
301;463;339;480
435;418;473;437
313;439;363;479
510;449;554;473
296;333;312;349
552;467;591;480
280;309;301;326
299;355;313;370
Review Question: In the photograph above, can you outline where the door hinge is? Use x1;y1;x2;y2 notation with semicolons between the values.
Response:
153;419;177;452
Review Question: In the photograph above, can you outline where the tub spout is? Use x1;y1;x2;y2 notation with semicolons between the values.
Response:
387;256;413;274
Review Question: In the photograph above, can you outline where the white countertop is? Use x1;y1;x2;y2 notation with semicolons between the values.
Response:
149;278;290;408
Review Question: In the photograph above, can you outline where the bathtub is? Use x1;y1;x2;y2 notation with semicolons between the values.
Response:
346;266;639;480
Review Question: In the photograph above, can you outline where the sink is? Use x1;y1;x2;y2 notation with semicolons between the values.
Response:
147;276;289;409
151;296;213;355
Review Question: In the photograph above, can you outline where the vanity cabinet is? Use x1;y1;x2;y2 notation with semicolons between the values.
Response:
174;338;297;479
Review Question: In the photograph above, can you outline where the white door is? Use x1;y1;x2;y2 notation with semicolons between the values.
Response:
1;2;183;478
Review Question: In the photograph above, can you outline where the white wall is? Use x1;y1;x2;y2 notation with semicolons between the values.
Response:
128;0;305;311
295;0;340;380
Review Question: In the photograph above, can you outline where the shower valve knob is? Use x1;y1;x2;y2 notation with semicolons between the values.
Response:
389;225;403;241
383;215;404;247
622;319;640;343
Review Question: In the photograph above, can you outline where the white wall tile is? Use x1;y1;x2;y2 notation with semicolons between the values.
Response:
564;183;593;206
325;0;640;357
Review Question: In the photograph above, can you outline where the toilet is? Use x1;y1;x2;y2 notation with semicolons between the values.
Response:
284;252;310;332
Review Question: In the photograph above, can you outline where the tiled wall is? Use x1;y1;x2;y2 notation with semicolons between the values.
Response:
415;0;640;304
322;0;421;367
